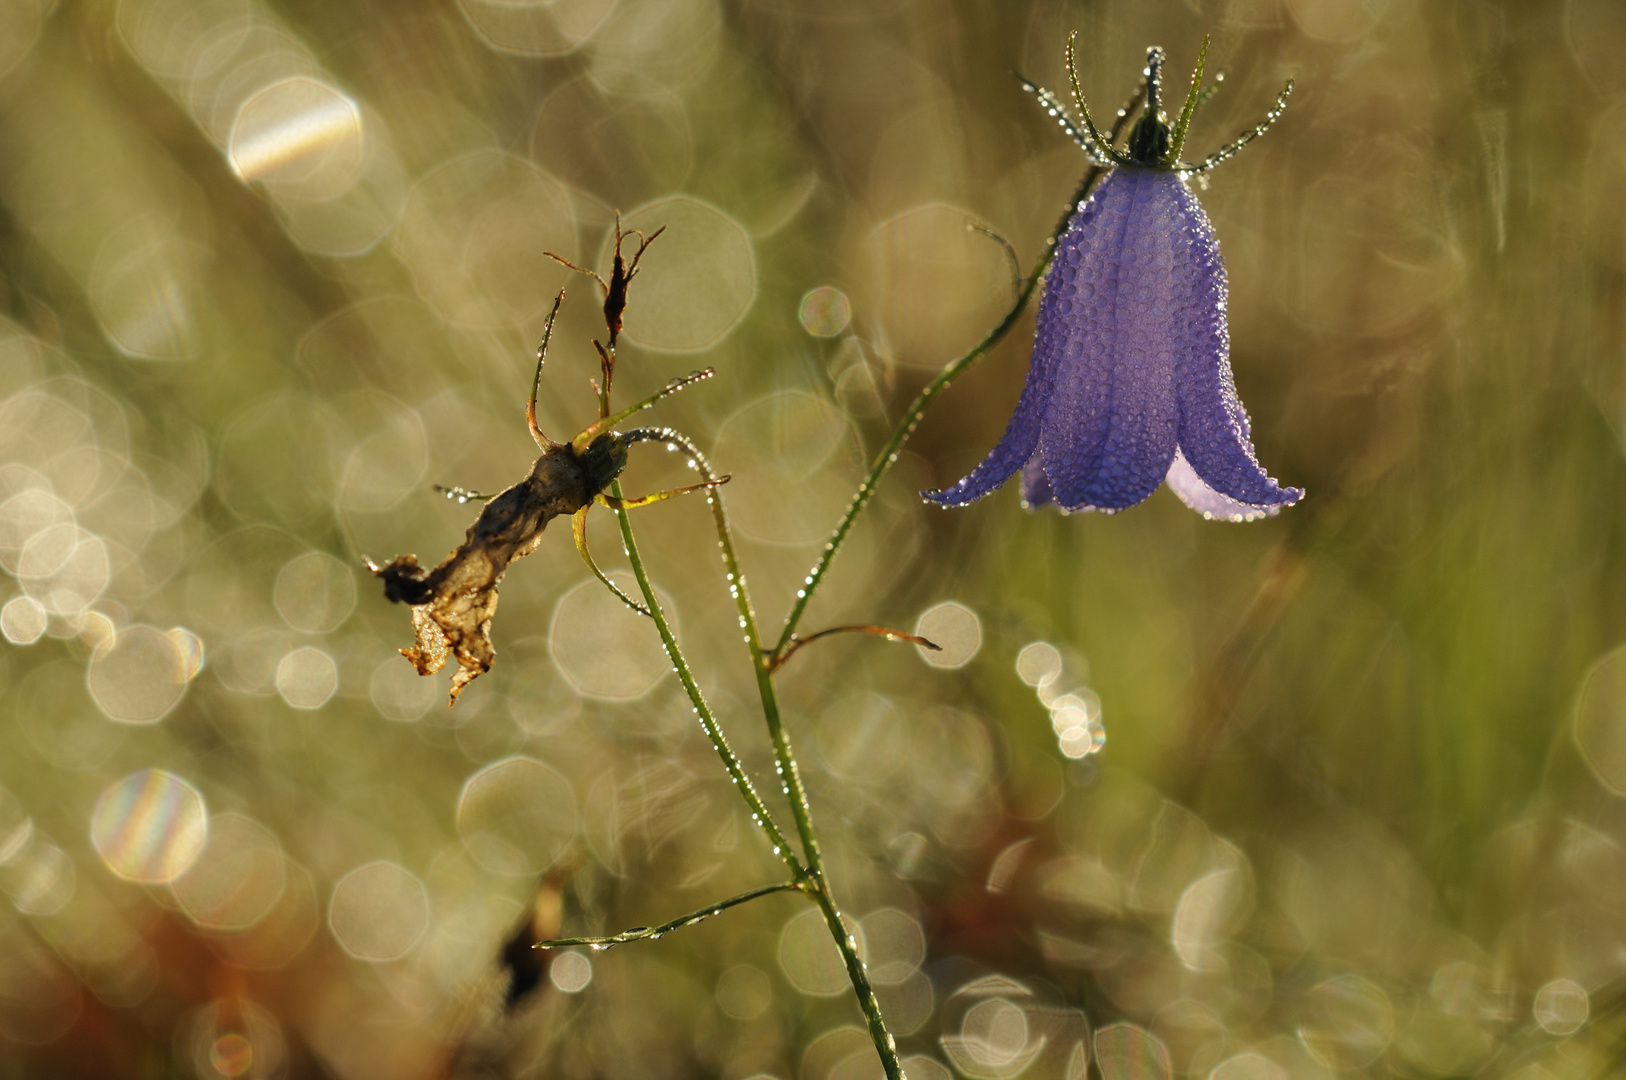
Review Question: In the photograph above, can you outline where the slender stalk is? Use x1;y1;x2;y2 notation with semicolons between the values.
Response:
616;430;829;872
809;883;899;1074
617;433;905;1080
746;634;902;1076
772;133;1132;658
608;479;806;882
536;882;804;949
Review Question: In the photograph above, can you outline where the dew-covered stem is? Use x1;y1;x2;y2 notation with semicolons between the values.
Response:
609;480;806;880
617;431;829;871
534;881;804;950
809;884;902;1079
631;431;906;1080
772;152;1124;658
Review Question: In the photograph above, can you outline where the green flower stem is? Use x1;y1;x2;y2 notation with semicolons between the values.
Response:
745;645;899;1076
609;480;806;881
809;883;900;1077
616;431;830;875
534;881;804;949
771;155;1123;659
618;437;905;1080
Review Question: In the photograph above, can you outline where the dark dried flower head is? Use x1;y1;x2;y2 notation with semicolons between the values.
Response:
369;222;723;706
369;435;626;704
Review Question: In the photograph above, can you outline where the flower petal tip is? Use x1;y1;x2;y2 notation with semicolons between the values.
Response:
1166;450;1301;522
921;484;998;508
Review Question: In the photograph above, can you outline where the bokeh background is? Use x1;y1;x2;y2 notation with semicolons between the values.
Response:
1;0;1624;1076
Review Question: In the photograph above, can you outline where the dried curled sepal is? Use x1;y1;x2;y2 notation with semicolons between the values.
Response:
371;446;601;705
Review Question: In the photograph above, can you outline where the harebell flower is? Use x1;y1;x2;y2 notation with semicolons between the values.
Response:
924;37;1303;521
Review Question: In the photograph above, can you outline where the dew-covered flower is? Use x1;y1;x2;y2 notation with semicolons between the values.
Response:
924;40;1302;521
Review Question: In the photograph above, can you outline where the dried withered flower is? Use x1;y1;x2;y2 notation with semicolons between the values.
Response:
368;223;719;704
367;425;631;704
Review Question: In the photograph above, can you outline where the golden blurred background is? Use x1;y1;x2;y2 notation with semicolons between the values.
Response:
2;0;1625;1076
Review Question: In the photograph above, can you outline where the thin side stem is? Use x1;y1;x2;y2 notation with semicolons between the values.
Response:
608;481;807;882
773;152;1122;657
628;429;904;1080
622;432;829;871
535;882;803;949
572;369;715;452
573;507;650;616
768;624;939;674
619;432;833;879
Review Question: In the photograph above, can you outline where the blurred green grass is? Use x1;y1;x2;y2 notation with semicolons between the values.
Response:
1;0;1625;1076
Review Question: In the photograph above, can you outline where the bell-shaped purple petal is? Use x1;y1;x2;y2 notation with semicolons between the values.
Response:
920;159;1300;520
1037;169;1180;512
1165;180;1303;510
922;193;1113;507
920;344;1053;505
1164;448;1284;521
1019;452;1054;509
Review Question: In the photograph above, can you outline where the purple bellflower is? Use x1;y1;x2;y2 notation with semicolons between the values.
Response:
924;38;1302;521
